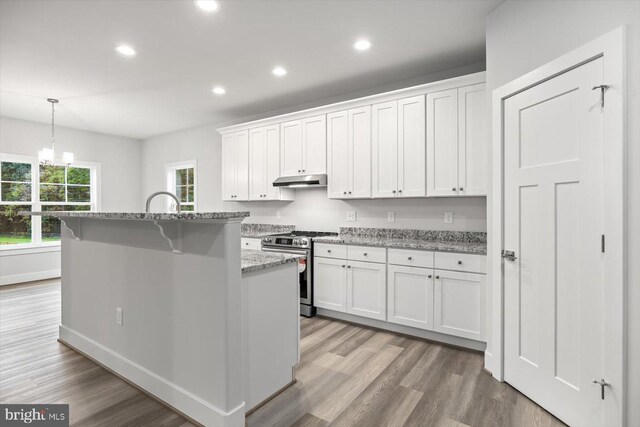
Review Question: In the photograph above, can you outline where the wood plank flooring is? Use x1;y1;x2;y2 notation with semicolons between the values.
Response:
0;280;565;427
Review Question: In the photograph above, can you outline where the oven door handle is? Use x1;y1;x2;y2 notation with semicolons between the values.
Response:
261;247;308;256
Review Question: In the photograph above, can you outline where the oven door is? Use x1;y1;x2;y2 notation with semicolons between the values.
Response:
261;246;311;305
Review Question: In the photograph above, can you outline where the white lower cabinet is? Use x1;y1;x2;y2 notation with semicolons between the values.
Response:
387;265;434;330
314;257;347;312
433;269;485;341
347;260;386;321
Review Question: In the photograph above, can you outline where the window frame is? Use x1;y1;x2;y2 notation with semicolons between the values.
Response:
0;153;101;252
165;160;197;212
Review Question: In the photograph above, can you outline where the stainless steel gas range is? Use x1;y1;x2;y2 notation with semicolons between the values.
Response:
261;231;338;317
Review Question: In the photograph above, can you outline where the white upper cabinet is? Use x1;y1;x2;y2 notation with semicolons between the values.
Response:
372;96;425;198
222;130;249;201
372;101;398;198
427;83;486;197
458;83;487;196
280;115;326;177
327;106;371;199
249;125;293;201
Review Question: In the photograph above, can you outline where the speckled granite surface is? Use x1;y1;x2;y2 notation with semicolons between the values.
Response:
314;227;487;255
241;223;295;238
23;211;250;221
241;249;302;273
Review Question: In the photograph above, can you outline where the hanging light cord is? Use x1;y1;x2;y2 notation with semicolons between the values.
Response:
50;100;55;150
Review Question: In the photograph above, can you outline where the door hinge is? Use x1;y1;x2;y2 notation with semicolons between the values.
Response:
592;84;610;108
592;378;611;400
601;234;605;253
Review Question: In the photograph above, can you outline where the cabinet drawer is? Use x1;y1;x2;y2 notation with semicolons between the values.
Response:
434;252;486;274
388;248;434;268
347;245;386;263
241;238;262;250
314;243;347;259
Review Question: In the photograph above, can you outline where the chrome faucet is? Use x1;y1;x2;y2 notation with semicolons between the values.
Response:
145;191;181;214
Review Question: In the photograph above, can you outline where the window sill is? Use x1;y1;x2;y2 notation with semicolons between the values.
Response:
0;244;61;256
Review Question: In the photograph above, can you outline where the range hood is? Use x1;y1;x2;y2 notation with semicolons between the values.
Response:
273;174;327;188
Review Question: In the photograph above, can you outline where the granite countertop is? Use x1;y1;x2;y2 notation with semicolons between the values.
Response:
241;249;303;273
22;211;250;221
313;227;487;255
241;223;295;238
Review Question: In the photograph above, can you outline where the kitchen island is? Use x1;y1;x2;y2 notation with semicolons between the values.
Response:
23;211;301;427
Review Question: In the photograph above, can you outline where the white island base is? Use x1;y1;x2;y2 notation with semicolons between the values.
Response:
26;212;299;427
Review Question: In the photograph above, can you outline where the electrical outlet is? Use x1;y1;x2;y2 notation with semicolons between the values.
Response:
116;307;123;325
346;211;356;222
444;212;454;224
387;211;395;223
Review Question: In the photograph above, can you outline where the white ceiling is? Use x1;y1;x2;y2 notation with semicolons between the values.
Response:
0;0;501;140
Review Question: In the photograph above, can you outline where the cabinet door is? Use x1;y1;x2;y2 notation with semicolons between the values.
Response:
427;89;459;197
346;261;386;321
397;96;426;197
249;127;267;200
349;106;372;198
302;115;327;174
433;270;485;341
314;257;347;312
280;120;303;176
458;83;487;196
327;110;350;199
235;130;250;201
387;265;434;330
265;125;284;200
372;101;398;198
222;134;236;201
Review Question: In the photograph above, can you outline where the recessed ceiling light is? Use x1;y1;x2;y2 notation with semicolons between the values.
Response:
115;45;136;57
272;66;287;77
354;39;371;51
212;86;226;95
195;0;219;12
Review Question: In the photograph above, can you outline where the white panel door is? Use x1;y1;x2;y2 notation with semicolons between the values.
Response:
504;57;606;427
264;125;282;200
346;261;386;321
314;257;347;312
235;130;249;201
302;115;326;175
371;101;398;198
426;89;458;197
433;270;484;341
458;83;487;196
327;110;349;198
249;127;266;200
387;265;433;330
280;120;303;176
222;134;236;200
397;95;425;197
349;106;371;198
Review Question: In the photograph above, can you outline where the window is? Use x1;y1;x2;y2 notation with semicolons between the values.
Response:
0;154;99;248
166;161;196;212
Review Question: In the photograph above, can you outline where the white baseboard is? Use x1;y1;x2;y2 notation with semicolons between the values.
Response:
59;325;246;427
0;269;61;286
317;308;487;352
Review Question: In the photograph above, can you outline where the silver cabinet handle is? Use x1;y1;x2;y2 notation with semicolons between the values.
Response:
428;274;432;278
342;265;345;268
347;265;351;269
435;275;440;279
245;242;249;245
458;260;462;265
392;190;396;193
298;169;301;172
363;253;368;256
327;249;332;253
348;191;352;194
408;256;412;260
459;187;464;191
398;189;402;193
451;187;456;191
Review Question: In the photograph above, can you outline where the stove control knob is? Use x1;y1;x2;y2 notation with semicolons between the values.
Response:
300;239;308;246
293;240;299;246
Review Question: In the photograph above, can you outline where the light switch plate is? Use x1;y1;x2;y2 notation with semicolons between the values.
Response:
346;211;356;222
444;212;454;224
387;211;395;223
116;307;123;325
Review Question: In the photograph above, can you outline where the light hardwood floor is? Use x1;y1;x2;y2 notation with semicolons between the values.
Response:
0;280;564;427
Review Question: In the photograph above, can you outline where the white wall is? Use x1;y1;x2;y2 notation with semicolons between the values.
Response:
0;116;143;285
485;1;640;424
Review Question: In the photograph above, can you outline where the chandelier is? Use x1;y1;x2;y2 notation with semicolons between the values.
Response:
38;98;74;166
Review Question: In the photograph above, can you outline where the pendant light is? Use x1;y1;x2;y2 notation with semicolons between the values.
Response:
38;98;74;166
